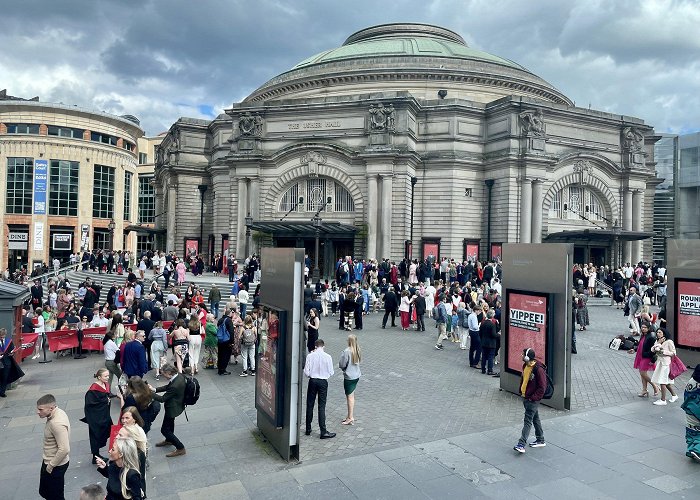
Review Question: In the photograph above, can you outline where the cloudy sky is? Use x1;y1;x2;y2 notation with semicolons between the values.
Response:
2;0;698;136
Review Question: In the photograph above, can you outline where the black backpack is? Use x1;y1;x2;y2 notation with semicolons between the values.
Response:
539;363;554;400
183;375;200;406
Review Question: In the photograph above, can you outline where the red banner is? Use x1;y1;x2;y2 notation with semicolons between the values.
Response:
676;279;700;348
465;243;479;263
82;327;107;352
506;291;548;375
46;330;79;352
20;333;39;360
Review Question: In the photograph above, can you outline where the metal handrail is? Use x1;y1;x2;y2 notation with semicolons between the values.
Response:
596;278;612;293
29;261;78;284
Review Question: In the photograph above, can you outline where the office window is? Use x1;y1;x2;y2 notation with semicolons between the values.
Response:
93;230;110;250
549;190;561;219
138;175;155;223
93;165;115;218
90;131;118;146
49;160;79;216
47;125;84;138
123;171;132;221
6;123;40;134
122;140;135;152
6;157;34;214
139;152;148;164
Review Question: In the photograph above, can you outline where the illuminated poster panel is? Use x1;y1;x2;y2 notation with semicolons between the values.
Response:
505;289;550;375
675;278;700;349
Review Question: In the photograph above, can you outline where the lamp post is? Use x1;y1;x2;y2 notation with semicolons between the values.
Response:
612;222;622;269
484;179;494;259
107;218;116;251
406;176;417;259
245;212;253;258
312;215;321;282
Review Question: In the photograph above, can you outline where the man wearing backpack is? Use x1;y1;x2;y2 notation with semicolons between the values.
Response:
513;348;547;453
216;309;235;376
150;363;186;457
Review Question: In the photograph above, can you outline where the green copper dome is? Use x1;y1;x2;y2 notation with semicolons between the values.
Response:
245;23;571;105
293;24;526;72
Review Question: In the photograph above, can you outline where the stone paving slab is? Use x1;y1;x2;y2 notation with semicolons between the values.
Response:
2;298;697;498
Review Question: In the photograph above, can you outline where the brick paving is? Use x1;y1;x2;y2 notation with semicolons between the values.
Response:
2;277;696;499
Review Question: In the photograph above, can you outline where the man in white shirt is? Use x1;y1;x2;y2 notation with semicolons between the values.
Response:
238;286;249;319
303;339;336;439
90;311;109;328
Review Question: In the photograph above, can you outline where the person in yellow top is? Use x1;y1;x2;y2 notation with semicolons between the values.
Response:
513;348;547;454
37;393;71;499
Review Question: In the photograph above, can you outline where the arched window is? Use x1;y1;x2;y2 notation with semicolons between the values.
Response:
278;177;355;214
548;186;606;222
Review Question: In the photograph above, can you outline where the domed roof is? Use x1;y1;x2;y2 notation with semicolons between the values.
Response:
245;23;572;105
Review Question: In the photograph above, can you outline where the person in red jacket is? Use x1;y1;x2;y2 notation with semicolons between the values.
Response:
514;348;547;453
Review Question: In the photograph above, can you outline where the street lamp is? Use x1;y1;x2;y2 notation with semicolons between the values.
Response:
107;218;116;251
312;215;322;282
245;212;253;258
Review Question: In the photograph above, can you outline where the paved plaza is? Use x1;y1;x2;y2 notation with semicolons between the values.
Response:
1;286;698;499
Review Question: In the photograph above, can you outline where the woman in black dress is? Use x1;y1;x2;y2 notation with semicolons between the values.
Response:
94;436;143;500
82;368;120;463
306;309;320;353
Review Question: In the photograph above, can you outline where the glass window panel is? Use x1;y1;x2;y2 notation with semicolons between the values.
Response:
334;183;354;212
49;160;79;216
92;164;115;219
279;183;299;212
123;171;132;221
5;157;34;214
307;178;327;212
138;175;155;223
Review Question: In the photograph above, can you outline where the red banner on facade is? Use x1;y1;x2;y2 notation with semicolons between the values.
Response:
676;279;700;349
506;290;549;375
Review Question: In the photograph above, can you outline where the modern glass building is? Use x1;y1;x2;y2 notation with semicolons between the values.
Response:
679;132;700;240
652;134;677;262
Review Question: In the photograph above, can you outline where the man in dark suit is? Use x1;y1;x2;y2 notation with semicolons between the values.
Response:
122;331;148;379
382;288;399;328
150;363;186;457
137;310;156;367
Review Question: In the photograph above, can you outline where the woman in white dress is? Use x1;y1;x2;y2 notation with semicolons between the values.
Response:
651;328;679;405
587;265;597;296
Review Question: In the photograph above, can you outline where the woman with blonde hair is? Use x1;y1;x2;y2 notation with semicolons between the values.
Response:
339;334;362;425
94;435;143;500
118;407;147;497
187;314;202;374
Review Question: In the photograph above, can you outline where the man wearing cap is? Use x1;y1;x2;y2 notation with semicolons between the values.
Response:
513;348;547;453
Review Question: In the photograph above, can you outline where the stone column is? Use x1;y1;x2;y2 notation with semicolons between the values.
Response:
166;181;177;253
366;175;378;260
236;178;248;257
531;179;544;243
520;178;532;243
249;177;260;255
622;189;632;265
632;189;642;264
381;174;393;260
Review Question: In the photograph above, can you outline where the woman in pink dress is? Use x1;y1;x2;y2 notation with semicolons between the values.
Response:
630;322;659;397
176;260;186;285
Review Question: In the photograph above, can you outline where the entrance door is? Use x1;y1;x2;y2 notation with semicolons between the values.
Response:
573;246;585;265
590;247;607;268
9;249;28;273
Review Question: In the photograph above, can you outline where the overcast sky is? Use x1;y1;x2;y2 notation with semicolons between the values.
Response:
2;0;698;136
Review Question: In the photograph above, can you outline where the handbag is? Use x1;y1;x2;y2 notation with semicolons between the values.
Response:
669;355;687;380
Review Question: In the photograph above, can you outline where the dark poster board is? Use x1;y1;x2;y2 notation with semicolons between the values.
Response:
505;289;552;376
675;278;700;349
255;306;287;427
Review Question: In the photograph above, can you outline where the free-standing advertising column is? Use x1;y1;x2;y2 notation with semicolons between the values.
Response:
256;248;305;461
500;243;573;410
666;239;700;368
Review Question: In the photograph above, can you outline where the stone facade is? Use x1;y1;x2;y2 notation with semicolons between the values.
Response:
155;24;659;272
0;98;148;271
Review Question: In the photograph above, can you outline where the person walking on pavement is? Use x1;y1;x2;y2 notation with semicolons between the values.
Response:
149;363;187;457
208;283;221;318
467;302;482;367
37;394;71;500
513;348;547;453
304;339;336;439
216;308;235;375
434;294;449;350
381;287;399;328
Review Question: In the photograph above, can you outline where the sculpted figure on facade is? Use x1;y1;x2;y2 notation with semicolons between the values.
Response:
301;151;327;177
239;112;264;137
572;160;593;185
622;127;644;153
369;103;396;131
519;108;545;136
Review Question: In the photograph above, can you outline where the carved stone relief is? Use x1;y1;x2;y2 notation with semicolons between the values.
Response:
238;112;264;137
369;103;396;131
300;151;327;177
573;160;593;185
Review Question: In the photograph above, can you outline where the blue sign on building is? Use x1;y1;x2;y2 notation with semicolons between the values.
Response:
33;159;48;214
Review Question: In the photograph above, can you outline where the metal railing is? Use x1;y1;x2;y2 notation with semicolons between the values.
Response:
27;261;78;284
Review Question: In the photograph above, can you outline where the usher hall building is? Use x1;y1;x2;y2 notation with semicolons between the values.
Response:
0;90;162;273
153;23;659;275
